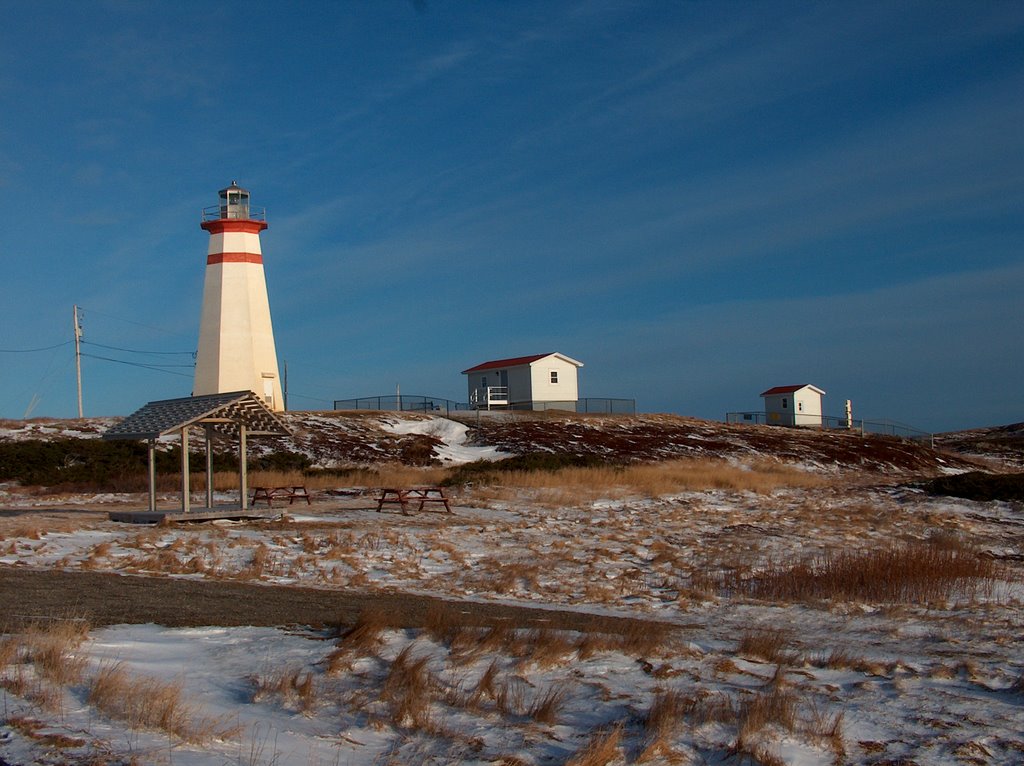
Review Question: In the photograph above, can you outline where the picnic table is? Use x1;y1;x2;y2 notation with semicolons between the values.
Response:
375;487;452;516
251;486;311;507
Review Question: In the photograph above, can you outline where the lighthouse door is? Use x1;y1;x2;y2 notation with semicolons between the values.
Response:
263;378;275;408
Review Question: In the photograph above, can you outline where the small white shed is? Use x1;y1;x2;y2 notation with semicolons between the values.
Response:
760;384;825;427
462;353;584;411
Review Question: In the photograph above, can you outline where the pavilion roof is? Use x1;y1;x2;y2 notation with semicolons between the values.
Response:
103;391;290;441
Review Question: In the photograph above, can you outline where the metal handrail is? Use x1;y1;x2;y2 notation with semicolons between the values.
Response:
201;205;267;222
486;386;509;402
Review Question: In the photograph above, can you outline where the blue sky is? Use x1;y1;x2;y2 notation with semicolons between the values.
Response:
1;1;1021;432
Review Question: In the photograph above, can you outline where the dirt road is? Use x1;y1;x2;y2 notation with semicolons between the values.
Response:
0;566;672;636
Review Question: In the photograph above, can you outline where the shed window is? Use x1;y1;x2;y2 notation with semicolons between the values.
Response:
798;401;804;412
550;370;559;384
782;398;788;409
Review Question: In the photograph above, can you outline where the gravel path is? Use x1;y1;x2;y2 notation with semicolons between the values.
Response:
0;566;672;636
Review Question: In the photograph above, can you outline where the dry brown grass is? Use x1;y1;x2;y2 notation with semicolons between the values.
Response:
24;620;89;686
459;458;825;502
250;668;317;714
565;721;625;766
737;629;793;665
639;690;692;762
2;716;87;748
204;464;448;492
737;686;797;737
421;602;467;645
495;675;528;717
0;635;17;668
380;644;435;730
618;620;673;657
0;619;90;701
527;682;570;724
728;681;810;766
468;659;501;708
813;649;891;677
805;703;846;761
88;662;238;743
334;608;391;655
522;629;577;668
733;540;1001;605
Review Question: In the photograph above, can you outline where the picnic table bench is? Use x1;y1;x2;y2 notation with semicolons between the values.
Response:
375;487;452;516
251;486;311;507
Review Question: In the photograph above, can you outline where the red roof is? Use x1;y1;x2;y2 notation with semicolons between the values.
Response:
760;384;825;397
462;353;552;374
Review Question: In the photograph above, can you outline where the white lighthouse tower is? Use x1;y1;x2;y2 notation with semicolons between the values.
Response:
193;182;283;411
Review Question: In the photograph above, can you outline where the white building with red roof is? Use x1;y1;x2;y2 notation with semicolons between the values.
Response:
760;384;825;427
462;353;584;411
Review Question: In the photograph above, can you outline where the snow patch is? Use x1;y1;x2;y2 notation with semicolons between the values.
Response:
380;415;507;464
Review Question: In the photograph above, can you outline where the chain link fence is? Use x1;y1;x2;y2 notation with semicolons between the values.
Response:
333;395;636;416
725;411;933;443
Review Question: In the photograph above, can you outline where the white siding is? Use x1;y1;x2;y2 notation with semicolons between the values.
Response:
763;387;824;427
529;357;579;409
194;230;282;410
465;353;583;409
792;389;824;426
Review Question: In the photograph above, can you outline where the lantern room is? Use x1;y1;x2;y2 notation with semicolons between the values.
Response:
202;181;266;223
219;181;249;219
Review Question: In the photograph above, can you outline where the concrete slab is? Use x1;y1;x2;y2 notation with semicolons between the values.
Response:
108;507;281;524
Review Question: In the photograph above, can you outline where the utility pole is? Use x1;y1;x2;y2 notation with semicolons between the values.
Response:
73;305;84;418
283;360;288;412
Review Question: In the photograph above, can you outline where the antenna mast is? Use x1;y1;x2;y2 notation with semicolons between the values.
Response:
73;305;84;418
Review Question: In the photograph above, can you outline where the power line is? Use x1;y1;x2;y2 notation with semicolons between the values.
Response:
82;340;195;356
80;353;195;378
0;340;73;353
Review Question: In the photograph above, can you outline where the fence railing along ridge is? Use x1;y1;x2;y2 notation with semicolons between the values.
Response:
333;394;636;416
725;411;932;443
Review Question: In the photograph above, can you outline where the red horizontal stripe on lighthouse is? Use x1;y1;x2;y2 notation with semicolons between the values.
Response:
207;253;264;265
201;219;268;234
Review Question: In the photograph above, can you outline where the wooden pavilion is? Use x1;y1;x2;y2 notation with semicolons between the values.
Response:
102;391;290;523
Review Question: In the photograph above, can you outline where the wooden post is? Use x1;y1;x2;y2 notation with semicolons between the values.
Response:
181;425;190;514
147;439;156;513
239;423;248;510
205;425;214;509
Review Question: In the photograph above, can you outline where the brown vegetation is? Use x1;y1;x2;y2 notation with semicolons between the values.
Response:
0;619;90;710
565;721;625;766
88;662;238;743
250;668;317;714
726;540;1000;605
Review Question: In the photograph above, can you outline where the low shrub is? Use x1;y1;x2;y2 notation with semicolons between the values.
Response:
0;439;314;491
924;471;1024;502
442;453;614;486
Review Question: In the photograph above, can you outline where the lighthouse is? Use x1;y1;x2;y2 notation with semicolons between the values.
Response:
193;182;284;411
